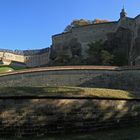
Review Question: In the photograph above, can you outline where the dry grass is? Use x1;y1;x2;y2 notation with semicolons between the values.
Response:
0;86;139;99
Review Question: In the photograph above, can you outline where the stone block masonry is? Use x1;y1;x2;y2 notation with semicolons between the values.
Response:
0;68;140;91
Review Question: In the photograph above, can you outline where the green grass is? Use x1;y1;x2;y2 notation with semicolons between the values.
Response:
0;67;13;73
0;86;139;99
0;65;26;73
1;125;140;140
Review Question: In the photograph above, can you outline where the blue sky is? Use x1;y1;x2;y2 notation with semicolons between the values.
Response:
0;0;140;50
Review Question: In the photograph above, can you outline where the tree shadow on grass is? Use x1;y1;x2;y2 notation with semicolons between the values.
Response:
0;86;140;138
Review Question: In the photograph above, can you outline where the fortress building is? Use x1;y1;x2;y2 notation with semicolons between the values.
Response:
1;8;140;67
0;48;50;67
51;8;140;66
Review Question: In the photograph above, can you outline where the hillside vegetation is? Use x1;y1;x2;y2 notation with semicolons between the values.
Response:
64;19;109;32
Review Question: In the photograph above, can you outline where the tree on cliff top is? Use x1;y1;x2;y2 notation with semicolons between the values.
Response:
93;18;109;24
64;18;109;32
64;19;91;32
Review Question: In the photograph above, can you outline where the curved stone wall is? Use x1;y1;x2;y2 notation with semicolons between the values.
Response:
0;68;140;91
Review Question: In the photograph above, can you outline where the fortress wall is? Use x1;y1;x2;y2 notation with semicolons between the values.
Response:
52;32;73;49
51;22;118;57
52;23;118;48
0;70;109;87
0;69;140;91
39;52;50;66
25;55;40;67
73;22;117;44
25;52;50;67
0;98;140;136
135;16;140;37
118;18;134;30
135;15;140;26
130;16;140;64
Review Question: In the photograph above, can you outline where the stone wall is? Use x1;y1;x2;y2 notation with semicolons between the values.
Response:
0;97;140;137
51;13;140;66
52;22;118;58
0;69;140;91
25;51;50;67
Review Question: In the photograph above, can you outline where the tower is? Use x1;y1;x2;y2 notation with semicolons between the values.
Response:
120;7;127;19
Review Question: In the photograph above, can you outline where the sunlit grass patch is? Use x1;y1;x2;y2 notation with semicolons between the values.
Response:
0;65;26;73
0;86;139;99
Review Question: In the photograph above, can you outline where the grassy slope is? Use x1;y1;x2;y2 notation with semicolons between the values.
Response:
0;125;140;140
0;86;139;99
0;66;13;73
0;87;139;139
0;65;26;73
33;125;140;140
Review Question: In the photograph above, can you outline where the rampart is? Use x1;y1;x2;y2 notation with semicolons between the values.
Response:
0;66;140;91
52;22;118;56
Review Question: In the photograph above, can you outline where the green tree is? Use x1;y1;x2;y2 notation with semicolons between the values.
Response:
112;48;128;66
86;40;114;65
101;50;114;65
86;40;104;65
70;38;82;57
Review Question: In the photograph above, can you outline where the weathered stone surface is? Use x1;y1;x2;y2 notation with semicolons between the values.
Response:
1;69;140;91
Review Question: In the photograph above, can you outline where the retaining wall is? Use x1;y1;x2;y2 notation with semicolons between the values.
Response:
0;69;140;91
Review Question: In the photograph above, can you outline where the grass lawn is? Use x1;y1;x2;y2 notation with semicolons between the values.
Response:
0;65;26;73
0;125;140;140
0;66;14;73
0;86;139;99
